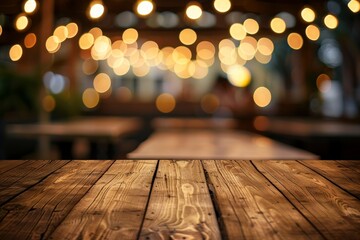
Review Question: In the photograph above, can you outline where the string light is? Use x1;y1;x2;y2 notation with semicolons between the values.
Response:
88;0;105;20
301;7;316;23
23;0;38;14
348;0;360;13
14;13;29;31
213;0;231;13
186;2;203;20
9;44;23;61
324;14;338;29
287;32;303;50
270;17;286;34
135;0;155;16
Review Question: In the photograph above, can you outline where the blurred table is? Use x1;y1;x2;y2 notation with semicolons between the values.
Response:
152;117;239;129
256;117;360;159
0;159;358;239
128;129;318;160
257;118;360;137
6;117;142;159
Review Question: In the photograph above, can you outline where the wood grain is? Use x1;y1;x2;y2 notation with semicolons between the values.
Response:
301;160;360;199
254;160;360;240
0;160;27;174
0;160;69;205
203;160;323;240
50;160;157;240
336;160;360;174
0;160;112;240
140;160;221;239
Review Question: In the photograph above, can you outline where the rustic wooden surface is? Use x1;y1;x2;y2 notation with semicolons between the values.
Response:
140;160;221;239
128;129;318;160
0;159;359;240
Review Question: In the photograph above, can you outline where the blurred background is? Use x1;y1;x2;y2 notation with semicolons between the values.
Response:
0;0;359;160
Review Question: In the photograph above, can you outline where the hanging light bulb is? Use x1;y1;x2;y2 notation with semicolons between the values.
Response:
23;0;38;14
186;2;203;20
87;0;105;20
135;0;155;17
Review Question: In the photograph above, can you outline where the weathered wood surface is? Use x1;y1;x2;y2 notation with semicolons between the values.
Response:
202;160;323;240
128;129;318;160
0;159;359;240
0;160;113;239
301;160;360;199
50;160;157;240
0;160;69;205
140;160;221;239
254;160;360;240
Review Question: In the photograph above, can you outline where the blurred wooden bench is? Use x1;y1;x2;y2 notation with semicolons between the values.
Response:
0;159;359;239
6;117;142;158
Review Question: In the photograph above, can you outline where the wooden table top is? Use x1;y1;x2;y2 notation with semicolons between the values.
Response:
1;159;358;239
6;117;142;140
128;129;318;160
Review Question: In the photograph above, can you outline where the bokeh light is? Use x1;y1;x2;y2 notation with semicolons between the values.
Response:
15;14;29;31
82;88;100;108
179;28;197;45
270;17;286;34
253;87;271;107
287;32;303;50
93;73;111;93
136;0;154;16
229;23;246;40
24;33;37;48
156;93;176;113
53;26;68;43
186;2;203;20
88;0;105;19
243;18;259;35
348;0;360;13
324;14;338;29
305;24;320;41
257;37;274;56
66;22;78;38
227;64;251;87
122;28;138;44
79;33;94;50
9;44;23;61
213;0;231;13
23;0;38;14
301;7;316;22
46;36;61;53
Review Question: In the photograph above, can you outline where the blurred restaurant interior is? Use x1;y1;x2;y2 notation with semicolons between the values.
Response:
0;0;359;160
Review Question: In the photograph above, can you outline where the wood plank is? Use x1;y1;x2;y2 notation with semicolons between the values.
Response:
0;160;113;240
50;160;157;240
140;160;221;239
0;160;28;174
336;160;360;174
0;160;69;205
202;160;323;240
254;160;360;240
301;160;360;199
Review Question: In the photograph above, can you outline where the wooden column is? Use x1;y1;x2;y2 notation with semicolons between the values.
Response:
38;0;54;158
